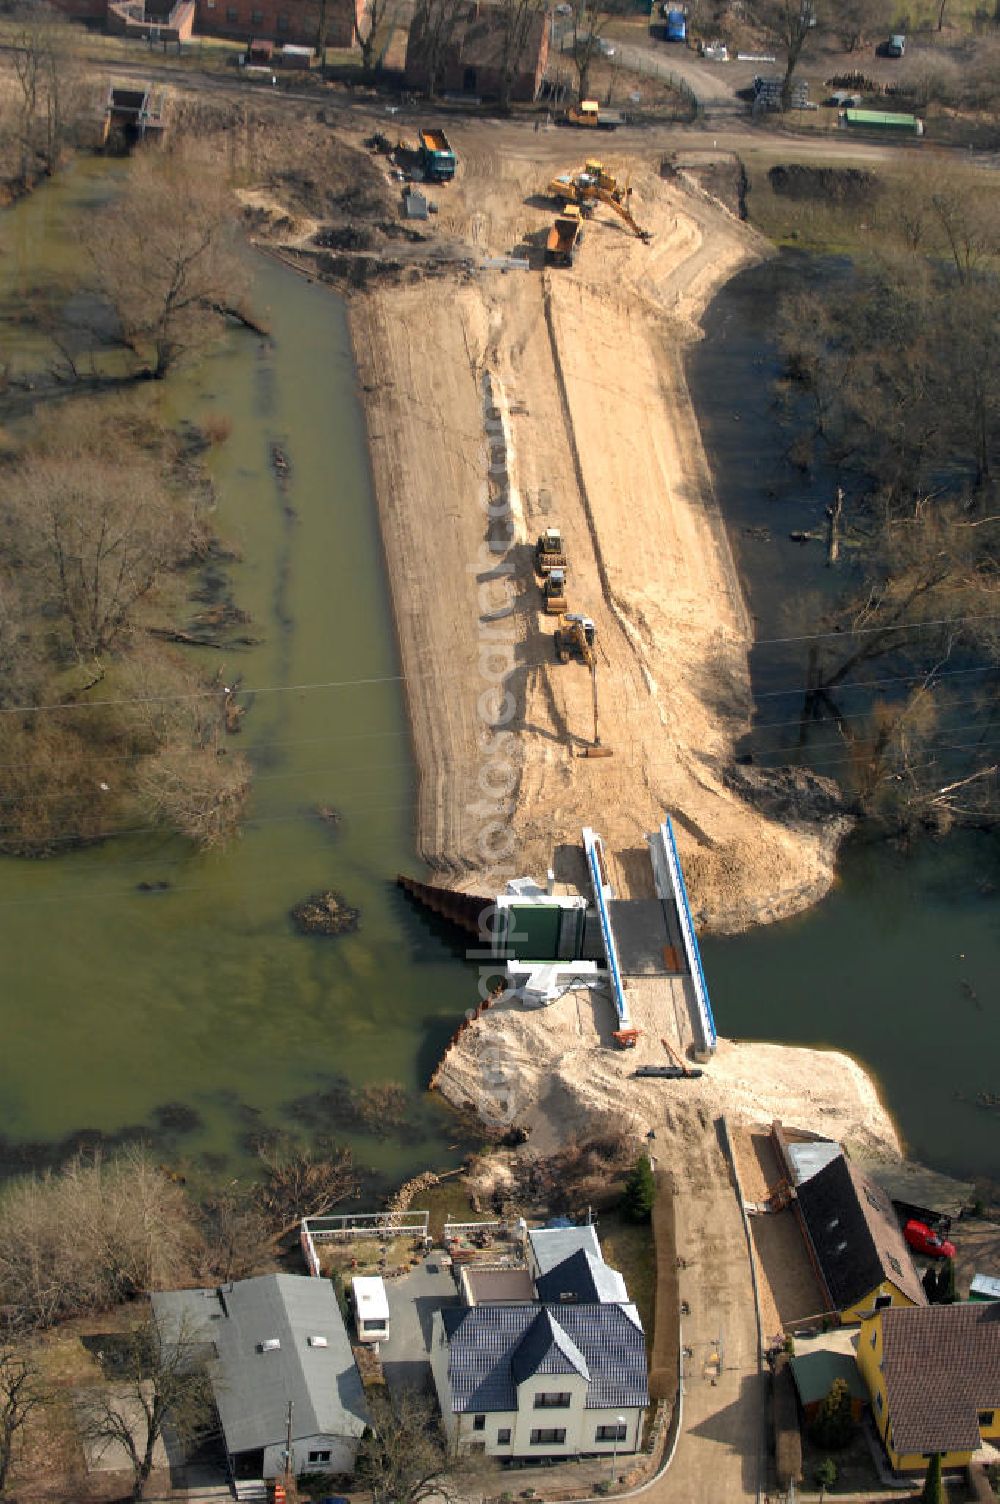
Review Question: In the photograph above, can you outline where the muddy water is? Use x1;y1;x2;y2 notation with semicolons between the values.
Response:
690;259;1000;1183
0;165;476;1184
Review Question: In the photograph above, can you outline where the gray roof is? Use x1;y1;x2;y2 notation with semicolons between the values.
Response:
786;1140;843;1187
535;1249;628;1306
152;1275;369;1457
529;1225;603;1276
440;1302;648;1413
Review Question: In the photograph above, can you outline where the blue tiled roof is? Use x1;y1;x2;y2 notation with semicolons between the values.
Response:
536;1249;628;1305
441;1303;648;1413
510;1308;590;1385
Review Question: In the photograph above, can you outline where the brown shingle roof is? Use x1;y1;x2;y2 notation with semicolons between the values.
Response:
796;1155;925;1311
881;1303;1000;1455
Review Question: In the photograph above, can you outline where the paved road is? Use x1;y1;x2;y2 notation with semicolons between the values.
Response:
381;1254;458;1395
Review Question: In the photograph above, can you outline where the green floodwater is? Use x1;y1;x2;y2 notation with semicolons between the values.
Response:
690;261;1000;1185
0;163;477;1184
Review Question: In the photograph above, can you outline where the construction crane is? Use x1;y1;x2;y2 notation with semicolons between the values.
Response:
554;615;613;758
548;163;653;243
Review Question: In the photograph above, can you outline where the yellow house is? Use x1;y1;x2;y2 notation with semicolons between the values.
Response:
859;1303;1000;1471
795;1155;925;1323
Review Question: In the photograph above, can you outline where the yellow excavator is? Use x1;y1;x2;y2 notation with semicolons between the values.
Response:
547;161;652;244
554;614;613;758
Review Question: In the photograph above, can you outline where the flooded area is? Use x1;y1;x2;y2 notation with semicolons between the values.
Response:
691;259;1000;1183
0;177;995;1192
0;165;476;1183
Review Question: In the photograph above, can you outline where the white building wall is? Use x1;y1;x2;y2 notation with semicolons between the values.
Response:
430;1312;459;1442
261;1434;358;1479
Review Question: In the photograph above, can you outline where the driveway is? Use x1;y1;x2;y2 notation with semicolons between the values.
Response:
381;1255;459;1396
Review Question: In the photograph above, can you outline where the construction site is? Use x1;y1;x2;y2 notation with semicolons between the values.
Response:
348;123;849;938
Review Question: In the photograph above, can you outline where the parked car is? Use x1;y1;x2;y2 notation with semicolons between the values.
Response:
904;1218;956;1260
884;33;906;56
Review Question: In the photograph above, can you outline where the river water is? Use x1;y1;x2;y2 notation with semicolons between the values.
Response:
690;260;1000;1184
0;165;476;1186
0;177;995;1190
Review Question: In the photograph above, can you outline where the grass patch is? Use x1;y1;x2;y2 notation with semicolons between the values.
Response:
595;1209;655;1351
422;1175;481;1243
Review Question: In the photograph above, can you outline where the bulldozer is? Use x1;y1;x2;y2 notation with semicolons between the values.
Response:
535;527;568;575
542;567;568;615
554;615;613;758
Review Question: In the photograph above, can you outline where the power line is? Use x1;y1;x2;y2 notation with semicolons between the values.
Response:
0;613;997;721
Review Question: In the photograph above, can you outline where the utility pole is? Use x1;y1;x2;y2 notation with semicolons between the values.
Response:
285;1398;294;1489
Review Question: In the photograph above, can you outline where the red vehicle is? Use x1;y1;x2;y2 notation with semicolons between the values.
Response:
904;1218;956;1260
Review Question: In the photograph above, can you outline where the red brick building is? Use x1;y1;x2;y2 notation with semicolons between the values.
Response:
405;1;550;102
50;0;359;50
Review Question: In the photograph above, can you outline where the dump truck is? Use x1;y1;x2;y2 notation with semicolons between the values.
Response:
418;127;457;181
535;528;568;574
542;568;568;614
564;100;624;130
546;204;584;267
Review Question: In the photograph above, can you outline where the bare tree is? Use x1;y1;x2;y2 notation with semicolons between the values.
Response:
751;0;823;110
0;1349;47;1496
8;453;191;660
357;1390;498;1504
252;1138;359;1241
85;151;248;380
353;0;401;74
198;1189;276;1284
0;1149;198;1331
567;0;621;104
9;3;76;184
134;742;252;850
77;1316;214;1503
830;0;890;51
411;0;466;98
496;0;547;112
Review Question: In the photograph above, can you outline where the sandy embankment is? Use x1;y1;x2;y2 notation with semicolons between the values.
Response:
341;132;899;1158
349;136;849;931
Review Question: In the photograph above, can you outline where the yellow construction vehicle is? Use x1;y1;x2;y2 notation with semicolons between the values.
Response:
554;612;595;665
547;165;652;243
535;527;568;575
554;614;612;758
545;204;584;267
542;568;568;615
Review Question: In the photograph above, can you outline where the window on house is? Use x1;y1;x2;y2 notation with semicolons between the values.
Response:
530;1429;566;1446
980;1411;995;1428
874;1294;892;1310
226;5;238;19
469;1442;486;1454
596;1424;628;1442
251;7;263;20
887;1254;903;1278
497;1429;511;1445
308;1450;331;1464
276;11;289;27
876;1392;884;1415
534;1392;572;1409
870;1329;878;1348
472;1415;485;1432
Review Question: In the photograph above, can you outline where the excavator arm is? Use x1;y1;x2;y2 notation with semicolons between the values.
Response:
594;186;652;242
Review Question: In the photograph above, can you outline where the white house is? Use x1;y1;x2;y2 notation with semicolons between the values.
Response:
152;1274;370;1482
431;1301;647;1459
